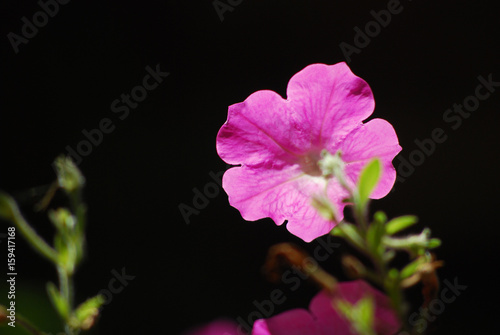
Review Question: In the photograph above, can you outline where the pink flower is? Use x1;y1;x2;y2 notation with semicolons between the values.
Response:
252;280;400;335
216;63;401;242
184;319;239;335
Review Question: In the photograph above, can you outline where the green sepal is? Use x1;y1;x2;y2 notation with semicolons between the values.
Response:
386;215;418;235
336;296;376;335
69;295;105;330
47;282;70;320
357;159;381;207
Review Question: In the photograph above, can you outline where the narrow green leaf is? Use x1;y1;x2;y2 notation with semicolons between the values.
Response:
47;282;69;320
386;215;418;235
357;159;381;206
356;296;375;331
427;238;442;249
400;258;425;279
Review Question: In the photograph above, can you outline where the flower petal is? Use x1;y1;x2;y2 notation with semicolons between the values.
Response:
335;118;402;198
251;280;400;335
286;63;375;149
216;90;311;167
287;179;349;242
335;281;400;335
184;320;239;335
252;310;318;335
223;165;339;242
308;291;351;334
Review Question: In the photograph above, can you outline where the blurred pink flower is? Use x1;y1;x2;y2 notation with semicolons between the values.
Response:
216;62;401;242
252;280;400;335
185;319;239;335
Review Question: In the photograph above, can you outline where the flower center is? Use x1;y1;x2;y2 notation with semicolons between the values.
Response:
299;152;322;176
299;150;344;178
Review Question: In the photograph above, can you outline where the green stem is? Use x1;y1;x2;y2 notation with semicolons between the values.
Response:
58;268;71;310
57;265;77;335
367;233;408;328
355;202;369;235
9;200;59;264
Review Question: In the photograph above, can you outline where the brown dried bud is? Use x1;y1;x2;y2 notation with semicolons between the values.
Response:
262;243;337;293
0;305;7;325
341;255;366;279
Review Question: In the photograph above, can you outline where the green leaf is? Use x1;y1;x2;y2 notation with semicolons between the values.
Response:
388;268;400;281
47;282;69;320
427;238;442;249
373;211;387;224
357;159;381;206
400;257;425;279
386;215;418;235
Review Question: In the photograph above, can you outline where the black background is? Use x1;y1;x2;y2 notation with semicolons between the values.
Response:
1;0;499;334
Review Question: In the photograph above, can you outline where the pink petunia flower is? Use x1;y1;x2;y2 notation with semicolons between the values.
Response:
216;62;401;242
252;280;400;335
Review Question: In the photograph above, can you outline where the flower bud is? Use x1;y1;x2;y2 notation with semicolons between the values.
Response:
53;156;85;193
